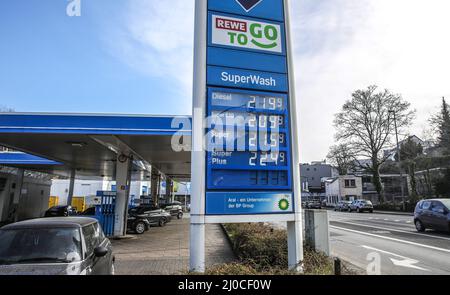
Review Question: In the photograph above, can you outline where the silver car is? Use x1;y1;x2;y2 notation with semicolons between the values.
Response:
334;201;352;212
0;217;114;275
349;200;374;213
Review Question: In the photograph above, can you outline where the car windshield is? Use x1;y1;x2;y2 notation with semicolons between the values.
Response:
440;199;450;210
0;228;82;265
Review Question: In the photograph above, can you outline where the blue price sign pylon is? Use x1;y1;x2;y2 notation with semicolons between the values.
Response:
190;0;303;273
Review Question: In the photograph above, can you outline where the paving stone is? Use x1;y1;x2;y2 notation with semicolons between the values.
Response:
112;215;235;275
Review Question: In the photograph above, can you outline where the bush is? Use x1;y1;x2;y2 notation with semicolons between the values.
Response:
220;223;337;275
224;223;288;271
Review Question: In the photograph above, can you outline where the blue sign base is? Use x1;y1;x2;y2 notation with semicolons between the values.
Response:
206;191;293;215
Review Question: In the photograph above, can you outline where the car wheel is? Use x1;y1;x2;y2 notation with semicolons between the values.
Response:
415;220;425;232
177;212;183;219
134;221;146;234
159;219;166;227
369;209;373;213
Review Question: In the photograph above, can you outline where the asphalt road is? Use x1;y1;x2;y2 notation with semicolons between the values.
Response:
328;210;450;275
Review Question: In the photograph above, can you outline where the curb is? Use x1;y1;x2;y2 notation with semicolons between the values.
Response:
373;210;414;216
220;224;237;257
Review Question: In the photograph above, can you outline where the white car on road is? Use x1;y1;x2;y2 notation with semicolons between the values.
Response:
349;200;374;213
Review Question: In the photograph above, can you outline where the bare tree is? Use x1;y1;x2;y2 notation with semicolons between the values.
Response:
334;86;415;203
327;143;355;175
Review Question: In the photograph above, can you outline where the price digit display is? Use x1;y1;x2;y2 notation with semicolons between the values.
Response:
207;88;292;190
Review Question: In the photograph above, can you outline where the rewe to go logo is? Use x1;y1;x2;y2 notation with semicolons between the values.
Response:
212;15;282;53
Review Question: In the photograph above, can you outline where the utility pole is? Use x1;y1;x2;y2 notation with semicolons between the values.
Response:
390;110;406;211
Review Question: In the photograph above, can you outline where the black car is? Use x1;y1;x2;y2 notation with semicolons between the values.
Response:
0;217;115;275
80;207;96;216
44;206;77;217
414;199;450;233
127;214;151;235
127;206;171;234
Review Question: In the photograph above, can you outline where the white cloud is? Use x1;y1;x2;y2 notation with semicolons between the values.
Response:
106;0;195;99
291;0;450;162
106;0;450;162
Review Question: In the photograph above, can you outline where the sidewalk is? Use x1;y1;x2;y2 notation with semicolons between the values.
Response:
111;216;236;275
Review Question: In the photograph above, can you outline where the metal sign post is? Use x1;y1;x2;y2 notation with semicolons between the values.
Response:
190;0;303;273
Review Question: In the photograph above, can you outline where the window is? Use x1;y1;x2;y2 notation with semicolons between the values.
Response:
440;199;450;210
344;179;356;188
93;222;105;242
431;202;445;214
0;228;82;264
82;224;101;256
421;201;432;210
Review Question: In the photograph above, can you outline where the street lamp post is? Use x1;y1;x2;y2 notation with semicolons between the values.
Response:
389;110;406;211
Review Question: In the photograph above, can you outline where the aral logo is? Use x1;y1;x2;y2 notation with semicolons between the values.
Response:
212;15;282;53
235;0;263;12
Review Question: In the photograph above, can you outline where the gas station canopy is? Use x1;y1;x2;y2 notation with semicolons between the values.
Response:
0;113;192;181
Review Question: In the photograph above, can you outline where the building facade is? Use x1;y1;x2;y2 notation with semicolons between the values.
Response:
325;175;363;205
0;167;51;223
300;161;338;201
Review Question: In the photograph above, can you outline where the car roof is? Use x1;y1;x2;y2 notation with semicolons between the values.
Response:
419;199;448;202
0;217;98;230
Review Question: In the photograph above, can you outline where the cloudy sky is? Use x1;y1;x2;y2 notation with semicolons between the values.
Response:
1;0;449;162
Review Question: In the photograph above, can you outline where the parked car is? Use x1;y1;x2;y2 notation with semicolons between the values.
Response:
80;207;96;216
0;217;114;275
349;200;374;213
305;201;322;209
335;201;352;212
128;206;171;228
414;199;450;233
127;214;151;235
161;201;183;219
44;206;77;217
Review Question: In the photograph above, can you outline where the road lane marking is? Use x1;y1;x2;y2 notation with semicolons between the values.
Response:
362;245;430;271
331;220;450;241
395;220;400;222
330;225;450;254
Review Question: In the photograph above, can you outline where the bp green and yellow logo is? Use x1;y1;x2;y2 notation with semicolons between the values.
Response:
278;198;290;211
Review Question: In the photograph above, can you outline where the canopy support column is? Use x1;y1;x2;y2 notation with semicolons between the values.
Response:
67;168;76;207
114;153;132;237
